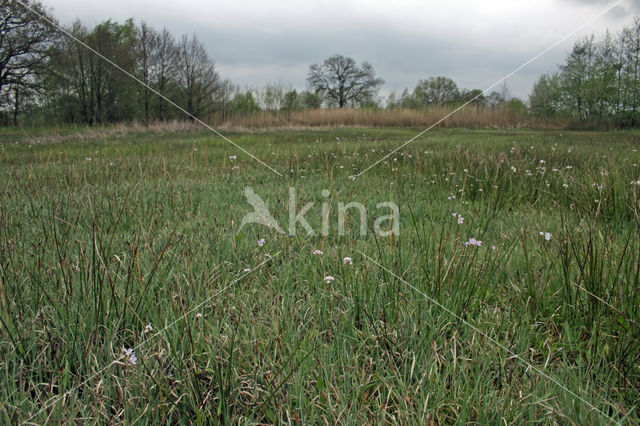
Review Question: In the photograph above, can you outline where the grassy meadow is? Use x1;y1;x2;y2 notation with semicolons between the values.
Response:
0;125;639;424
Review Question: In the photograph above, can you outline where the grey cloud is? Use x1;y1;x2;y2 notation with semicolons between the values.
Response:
45;0;640;100
558;0;640;18
197;23;570;98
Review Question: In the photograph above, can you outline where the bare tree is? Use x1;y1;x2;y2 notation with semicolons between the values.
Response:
47;21;92;123
622;17;640;120
307;54;383;108
0;0;57;124
176;34;221;118
258;82;285;110
153;28;178;120
136;21;158;123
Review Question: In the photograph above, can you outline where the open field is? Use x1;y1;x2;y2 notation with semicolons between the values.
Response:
0;126;639;424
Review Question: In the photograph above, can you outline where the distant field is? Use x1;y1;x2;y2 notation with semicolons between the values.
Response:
0;126;639;423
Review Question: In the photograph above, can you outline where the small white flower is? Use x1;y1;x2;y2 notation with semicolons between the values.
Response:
196;313;203;319
122;348;137;365
313;249;324;255
324;275;335;283
229;155;237;160
464;238;482;247
343;257;353;265
143;323;153;334
539;231;552;241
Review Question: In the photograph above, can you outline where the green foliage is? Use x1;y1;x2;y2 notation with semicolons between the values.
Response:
530;73;564;117
505;97;527;115
459;88;486;105
390;83;492;110
281;90;301;111
229;91;260;115
300;91;322;109
413;76;460;106
388;88;422;109
530;19;640;127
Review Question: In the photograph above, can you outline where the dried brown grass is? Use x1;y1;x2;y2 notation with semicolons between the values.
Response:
214;107;566;129
20;107;565;144
21;120;203;144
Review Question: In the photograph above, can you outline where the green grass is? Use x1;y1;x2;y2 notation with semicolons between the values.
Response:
0;126;639;424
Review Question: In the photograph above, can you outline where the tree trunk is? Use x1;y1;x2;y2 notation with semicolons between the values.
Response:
13;85;19;126
144;89;150;124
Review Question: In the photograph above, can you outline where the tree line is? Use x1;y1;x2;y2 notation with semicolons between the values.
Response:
1;0;639;127
530;17;640;127
0;1;319;125
2;1;228;125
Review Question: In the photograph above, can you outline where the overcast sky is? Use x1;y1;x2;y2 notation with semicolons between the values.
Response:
42;0;640;100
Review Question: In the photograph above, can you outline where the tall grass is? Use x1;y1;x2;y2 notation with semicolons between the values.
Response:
8;107;565;146
0;126;638;423
214;107;565;129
